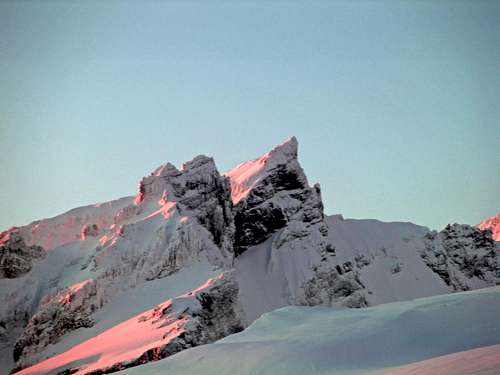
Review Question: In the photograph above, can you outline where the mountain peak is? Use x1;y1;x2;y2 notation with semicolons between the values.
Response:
135;155;220;205
152;162;179;177
266;136;298;163
180;155;216;172
224;136;304;204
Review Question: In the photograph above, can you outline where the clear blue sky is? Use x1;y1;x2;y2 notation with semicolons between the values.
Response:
1;0;499;231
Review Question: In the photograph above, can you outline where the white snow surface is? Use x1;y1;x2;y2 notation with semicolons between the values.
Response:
121;286;500;375
327;215;450;305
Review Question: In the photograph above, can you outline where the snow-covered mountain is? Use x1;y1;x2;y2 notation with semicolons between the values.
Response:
1;137;499;375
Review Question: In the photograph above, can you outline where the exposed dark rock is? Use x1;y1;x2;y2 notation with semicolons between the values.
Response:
0;230;45;279
420;224;500;291
298;267;367;308
80;224;100;240
134;156;235;257
233;166;326;256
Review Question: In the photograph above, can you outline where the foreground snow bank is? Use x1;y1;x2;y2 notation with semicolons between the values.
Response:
376;344;500;375
123;286;500;375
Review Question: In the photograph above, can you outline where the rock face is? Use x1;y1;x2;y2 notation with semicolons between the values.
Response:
477;214;500;242
230;138;359;323
297;266;367;308
2;137;499;375
112;272;245;375
420;224;500;291
13;279;102;368
135;155;235;258
228;137;329;257
0;230;44;279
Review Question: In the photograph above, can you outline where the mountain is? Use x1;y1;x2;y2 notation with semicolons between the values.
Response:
477;214;500;242
1;137;499;375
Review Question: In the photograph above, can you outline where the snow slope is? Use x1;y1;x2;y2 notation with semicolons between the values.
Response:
326;215;450;304
121;286;500;375
13;271;243;375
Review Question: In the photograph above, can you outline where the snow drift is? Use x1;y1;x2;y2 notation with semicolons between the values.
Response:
121;286;500;375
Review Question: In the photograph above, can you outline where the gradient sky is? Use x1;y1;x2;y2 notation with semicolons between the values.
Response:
1;0;499;231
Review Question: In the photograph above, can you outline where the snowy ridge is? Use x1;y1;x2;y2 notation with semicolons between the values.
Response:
1;137;499;375
6;197;134;251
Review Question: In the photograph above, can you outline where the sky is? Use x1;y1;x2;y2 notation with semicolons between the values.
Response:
0;0;499;231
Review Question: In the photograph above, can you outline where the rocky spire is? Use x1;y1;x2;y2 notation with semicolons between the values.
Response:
225;136;307;204
225;137;328;256
135;155;235;254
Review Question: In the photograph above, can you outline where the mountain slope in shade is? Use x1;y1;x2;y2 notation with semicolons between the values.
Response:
1;137;499;375
120;286;500;375
477;213;500;241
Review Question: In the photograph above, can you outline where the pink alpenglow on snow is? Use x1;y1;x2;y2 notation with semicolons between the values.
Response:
378;344;500;375
58;279;93;305
14;274;228;375
477;214;500;242
224;136;302;204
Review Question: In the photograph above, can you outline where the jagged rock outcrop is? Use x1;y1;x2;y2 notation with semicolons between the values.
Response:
227;137;329;256
0;230;45;279
83;155;236;283
135;155;235;257
420;224;500;291
229;138;341;318
12;279;107;369
297;265;368;308
140;217;207;281
132;272;246;370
